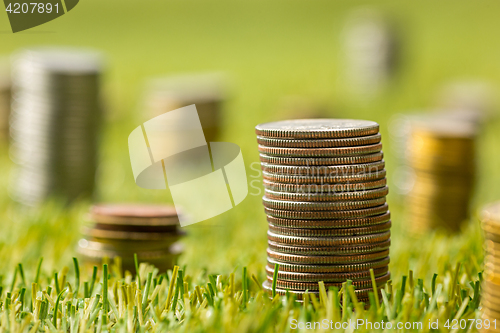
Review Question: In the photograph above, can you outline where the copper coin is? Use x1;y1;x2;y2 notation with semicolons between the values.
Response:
259;152;384;166
262;170;386;184
89;223;178;233
258;143;382;157
268;239;391;255
259;160;385;176
265;265;389;282
267;256;390;273
262;196;386;211
264;203;389;219
90;203;180;226
262;281;383;300
267;272;390;290
81;226;181;241
263;178;387;193
255;119;379;139
268;221;391;237
267;248;389;264
264;187;389;202
256;133;381;148
267;230;390;247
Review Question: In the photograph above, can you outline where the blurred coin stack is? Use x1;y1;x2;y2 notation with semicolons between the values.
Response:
0;63;11;140
343;8;398;99
481;203;500;332
255;119;391;302
143;73;226;142
407;119;476;233
77;204;184;273
10;48;102;205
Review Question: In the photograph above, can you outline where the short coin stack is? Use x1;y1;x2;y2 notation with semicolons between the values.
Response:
407;119;476;233
480;203;500;332
10;48;102;205
255;119;391;302
77;204;184;273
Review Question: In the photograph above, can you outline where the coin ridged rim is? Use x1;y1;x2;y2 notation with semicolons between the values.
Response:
264;187;389;202
258;143;382;157
88;224;180;235
89;216;181;226
266;212;391;229
256;133;381;148
264;203;389;219
262;196;386;211
265;265;389;282
268;239;391;255
262;170;386;184
267;256;390;273
90;204;180;226
267;248;390;264
267;230;390;247
267;272;390;290
260;160;385;175
259;152;384;166
255;119;379;139
261;281;381;300
268;221;391;237
263;179;387;193
262;281;384;300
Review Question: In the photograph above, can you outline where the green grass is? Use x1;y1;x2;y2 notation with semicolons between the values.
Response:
0;0;500;331
0;259;485;332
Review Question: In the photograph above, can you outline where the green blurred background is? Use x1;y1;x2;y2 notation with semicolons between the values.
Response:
0;0;499;285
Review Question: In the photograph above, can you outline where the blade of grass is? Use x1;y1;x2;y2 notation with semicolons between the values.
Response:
134;254;141;289
272;264;279;299
72;258;80;297
369;269;380;310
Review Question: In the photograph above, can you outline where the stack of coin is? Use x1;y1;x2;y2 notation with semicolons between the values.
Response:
0;62;11;140
406;119;476;233
77;204;184;273
255;119;391;302
342;8;398;99
0;76;10;141
143;73;226;142
480;203;500;331
10;48;102;205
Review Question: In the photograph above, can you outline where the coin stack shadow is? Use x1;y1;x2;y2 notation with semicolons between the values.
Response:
77;204;184;273
480;203;500;331
407;119;476;233
255;119;391;302
10;48;102;205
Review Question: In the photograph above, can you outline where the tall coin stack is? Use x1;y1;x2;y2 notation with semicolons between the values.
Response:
77;204;184;273
407;119;476;233
480;203;500;332
255;119;391;302
10;48;102;205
